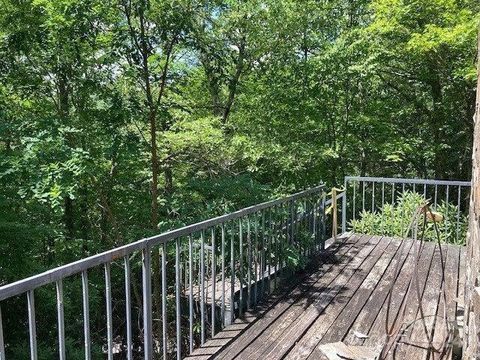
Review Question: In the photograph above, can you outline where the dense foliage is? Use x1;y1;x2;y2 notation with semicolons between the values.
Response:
350;191;469;245
0;0;478;358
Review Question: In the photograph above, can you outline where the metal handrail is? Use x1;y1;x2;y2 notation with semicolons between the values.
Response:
344;176;471;187
0;184;328;360
0;185;324;301
341;176;471;240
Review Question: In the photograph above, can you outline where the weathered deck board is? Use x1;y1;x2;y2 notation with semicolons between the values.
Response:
306;238;415;360
213;234;366;360
185;235;465;360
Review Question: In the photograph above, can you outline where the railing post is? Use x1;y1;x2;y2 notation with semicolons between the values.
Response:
0;305;4;360
332;188;338;241
342;179;347;234
142;248;153;360
321;192;326;250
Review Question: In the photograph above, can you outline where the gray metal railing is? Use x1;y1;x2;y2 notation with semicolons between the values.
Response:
341;176;471;243
0;185;331;360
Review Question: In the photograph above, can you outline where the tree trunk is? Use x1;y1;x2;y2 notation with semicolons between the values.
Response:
222;37;246;124
463;27;480;360
58;70;75;244
429;69;444;178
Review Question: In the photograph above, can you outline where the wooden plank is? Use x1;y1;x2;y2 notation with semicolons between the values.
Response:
216;235;372;360
342;238;416;346
275;235;389;360
189;235;360;359
361;241;436;355
186;237;464;360
428;244;459;360
396;244;447;359
305;238;405;360
319;238;414;346
452;246;466;359
237;235;383;360
457;246;466;315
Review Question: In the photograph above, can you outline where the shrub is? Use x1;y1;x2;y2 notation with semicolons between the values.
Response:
350;191;468;245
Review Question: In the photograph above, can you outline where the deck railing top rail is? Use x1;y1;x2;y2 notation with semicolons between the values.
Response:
345;176;471;187
0;184;325;302
0;183;329;360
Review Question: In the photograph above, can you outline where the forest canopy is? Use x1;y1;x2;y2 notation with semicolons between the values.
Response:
0;0;478;281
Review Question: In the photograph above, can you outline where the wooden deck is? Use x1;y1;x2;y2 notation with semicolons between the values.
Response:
186;234;465;360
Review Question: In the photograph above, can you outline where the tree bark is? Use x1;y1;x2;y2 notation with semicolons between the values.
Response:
463;27;480;360
58;70;76;245
222;36;246;124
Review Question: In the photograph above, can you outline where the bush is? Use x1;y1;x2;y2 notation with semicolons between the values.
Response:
350;191;468;245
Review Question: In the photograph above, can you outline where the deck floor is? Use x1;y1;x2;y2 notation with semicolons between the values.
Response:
186;234;464;360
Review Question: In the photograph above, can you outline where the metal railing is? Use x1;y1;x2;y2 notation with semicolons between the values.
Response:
0;185;333;360
341;176;471;244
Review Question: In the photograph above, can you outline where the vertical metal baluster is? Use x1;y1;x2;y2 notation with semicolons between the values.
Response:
321;192;326;249
162;242;168;357
290;199;295;243
56;280;66;360
362;181;366;212
211;228;216;337
309;197;313;253
27;290;37;360
200;231;206;343
273;205;278;290
434;184;438;209
221;223;226;327
342;179;347;234
391;183;395;234
306;197;310;254
371;182;375;213
446;185;450;242
254;213;258;307
352;180;356;221
456;186;462;242
313;197;317;248
198;245;201;319
230;223;235;324
313;194;317;249
142;248;153;360
176;238;181;360
401;182;405;234
0;305;4;360
413;183;416;193
424;183;427;199
381;182;385;235
188;236;194;353
123;259;132;360
104;265;113;360
391;183;395;205
274;204;282;280
247;216;252;309
238;220;243;317
82;271;91;360
308;197;312;252
305;198;309;254
267;208;272;292
316;191;325;251
317;195;321;248
302;199;307;256
261;210;265;298
280;203;285;275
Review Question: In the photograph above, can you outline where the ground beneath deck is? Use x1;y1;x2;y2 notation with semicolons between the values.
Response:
186;234;464;360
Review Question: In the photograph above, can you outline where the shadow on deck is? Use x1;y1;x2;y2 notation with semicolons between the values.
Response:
186;234;464;360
